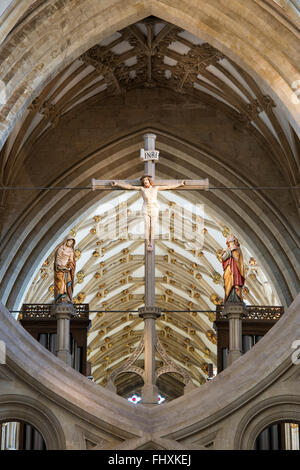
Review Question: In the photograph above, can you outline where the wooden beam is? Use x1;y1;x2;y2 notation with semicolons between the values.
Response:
91;178;209;190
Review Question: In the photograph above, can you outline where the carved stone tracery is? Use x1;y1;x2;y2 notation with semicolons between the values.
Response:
7;16;300;204
107;325;195;395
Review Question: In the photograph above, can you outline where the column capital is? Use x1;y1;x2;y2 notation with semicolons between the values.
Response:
51;302;76;319
221;301;246;318
138;306;161;320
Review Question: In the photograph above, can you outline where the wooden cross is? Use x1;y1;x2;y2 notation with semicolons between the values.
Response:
92;134;209;403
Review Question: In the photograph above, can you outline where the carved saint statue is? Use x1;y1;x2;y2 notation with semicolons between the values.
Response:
54;235;76;303
221;234;245;303
111;175;185;250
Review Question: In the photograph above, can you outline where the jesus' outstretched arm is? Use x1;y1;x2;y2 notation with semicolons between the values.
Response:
111;181;142;190
156;180;185;191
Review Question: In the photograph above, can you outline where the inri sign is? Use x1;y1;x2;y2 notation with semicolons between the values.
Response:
140;149;160;161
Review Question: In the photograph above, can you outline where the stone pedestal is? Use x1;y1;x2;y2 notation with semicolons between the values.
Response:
222;302;245;367
138;306;161;404
52;303;76;366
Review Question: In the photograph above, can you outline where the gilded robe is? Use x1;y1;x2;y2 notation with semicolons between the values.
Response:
222;248;245;302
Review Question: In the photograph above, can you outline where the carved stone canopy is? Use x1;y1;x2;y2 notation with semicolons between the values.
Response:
1;16;298;207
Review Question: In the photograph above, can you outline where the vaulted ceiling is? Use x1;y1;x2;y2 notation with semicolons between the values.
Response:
2;13;298;399
1;16;299;214
2;1;299;44
23;188;278;395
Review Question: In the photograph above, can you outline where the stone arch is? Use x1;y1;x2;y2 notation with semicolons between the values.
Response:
234;395;300;449
0;128;298;309
156;370;189;386
0;394;66;449
112;371;145;397
0;287;300;450
0;0;299;153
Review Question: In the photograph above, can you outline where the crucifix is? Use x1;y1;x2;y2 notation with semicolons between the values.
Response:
92;134;209;403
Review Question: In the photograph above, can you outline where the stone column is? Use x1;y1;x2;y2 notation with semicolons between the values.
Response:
222;302;245;366
52;303;76;366
138;306;161;404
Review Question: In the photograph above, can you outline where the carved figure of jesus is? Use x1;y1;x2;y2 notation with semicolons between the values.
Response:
111;175;185;250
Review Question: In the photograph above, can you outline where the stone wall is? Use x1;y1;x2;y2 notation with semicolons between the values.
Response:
0;294;299;449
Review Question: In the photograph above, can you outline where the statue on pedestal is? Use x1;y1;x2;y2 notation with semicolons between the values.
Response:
221;234;245;303
54;235;76;303
111;175;185;251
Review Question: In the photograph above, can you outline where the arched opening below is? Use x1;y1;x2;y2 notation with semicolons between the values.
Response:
114;372;144;399
254;422;300;450
0;420;46;450
111;370;185;403
156;372;185;401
